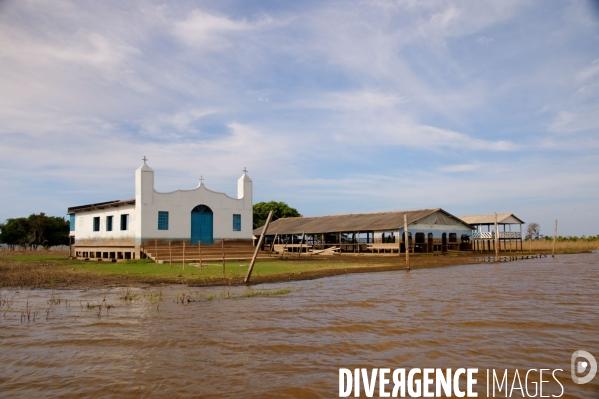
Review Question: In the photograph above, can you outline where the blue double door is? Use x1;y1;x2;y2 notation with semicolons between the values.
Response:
191;205;213;244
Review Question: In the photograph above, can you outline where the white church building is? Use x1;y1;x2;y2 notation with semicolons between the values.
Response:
67;159;253;260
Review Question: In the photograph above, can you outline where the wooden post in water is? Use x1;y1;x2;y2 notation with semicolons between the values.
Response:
494;213;499;262
404;214;410;270
182;241;186;270
552;219;558;258
222;239;226;276
245;210;273;283
169;241;172;268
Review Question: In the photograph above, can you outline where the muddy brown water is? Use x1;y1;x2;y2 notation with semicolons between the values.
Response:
1;254;598;398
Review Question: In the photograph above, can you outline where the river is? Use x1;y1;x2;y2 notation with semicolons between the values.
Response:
1;253;598;398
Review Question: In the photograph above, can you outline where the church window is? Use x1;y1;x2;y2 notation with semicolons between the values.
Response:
93;217;100;232
449;233;457;242
106;216;113;232
233;214;241;231
69;213;75;231
158;211;169;230
120;214;129;231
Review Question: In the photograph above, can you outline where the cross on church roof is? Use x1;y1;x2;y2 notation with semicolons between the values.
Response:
142;156;148;163
199;175;204;184
243;167;248;174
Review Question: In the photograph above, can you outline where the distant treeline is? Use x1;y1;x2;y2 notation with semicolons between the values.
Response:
0;213;70;250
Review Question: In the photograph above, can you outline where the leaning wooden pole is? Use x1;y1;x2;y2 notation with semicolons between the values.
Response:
494;213;499;262
552;219;558;258
245;210;273;283
404;214;410;270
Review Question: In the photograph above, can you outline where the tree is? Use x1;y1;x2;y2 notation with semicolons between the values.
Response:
253;201;301;229
525;223;540;240
0;213;70;249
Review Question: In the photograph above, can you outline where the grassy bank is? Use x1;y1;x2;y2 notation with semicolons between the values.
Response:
0;245;595;289
525;239;599;253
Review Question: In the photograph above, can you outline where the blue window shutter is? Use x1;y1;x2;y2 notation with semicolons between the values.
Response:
69;213;75;231
158;211;169;230
233;214;241;231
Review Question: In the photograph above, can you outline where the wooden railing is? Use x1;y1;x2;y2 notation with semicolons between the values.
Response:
472;232;521;239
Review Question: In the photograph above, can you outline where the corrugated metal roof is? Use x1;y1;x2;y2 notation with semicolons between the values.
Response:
254;208;471;235
68;199;135;213
458;214;524;225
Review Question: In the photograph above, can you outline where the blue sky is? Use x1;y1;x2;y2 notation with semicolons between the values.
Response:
1;0;598;236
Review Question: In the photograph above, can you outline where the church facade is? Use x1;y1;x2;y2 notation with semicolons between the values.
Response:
67;160;253;260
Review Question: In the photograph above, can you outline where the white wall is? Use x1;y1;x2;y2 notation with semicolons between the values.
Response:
71;204;136;243
135;162;253;243
71;162;253;245
140;185;252;241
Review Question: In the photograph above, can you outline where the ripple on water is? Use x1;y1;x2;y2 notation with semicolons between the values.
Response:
1;253;598;398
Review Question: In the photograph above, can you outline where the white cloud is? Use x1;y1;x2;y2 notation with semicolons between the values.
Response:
0;0;598;235
438;163;482;173
172;9;275;48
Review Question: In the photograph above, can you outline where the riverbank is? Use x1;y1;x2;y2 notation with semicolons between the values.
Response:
1;248;592;290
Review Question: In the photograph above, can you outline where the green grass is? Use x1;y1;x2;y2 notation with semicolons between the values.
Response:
1;254;388;283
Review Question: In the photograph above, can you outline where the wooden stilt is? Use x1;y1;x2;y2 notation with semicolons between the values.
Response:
245;210;273;283
182;241;186;270
198;241;202;270
155;239;158;263
169;241;172;268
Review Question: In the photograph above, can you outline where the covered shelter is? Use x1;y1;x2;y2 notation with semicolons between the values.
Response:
253;208;474;254
458;213;524;252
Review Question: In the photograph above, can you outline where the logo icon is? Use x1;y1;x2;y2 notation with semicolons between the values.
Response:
571;350;597;384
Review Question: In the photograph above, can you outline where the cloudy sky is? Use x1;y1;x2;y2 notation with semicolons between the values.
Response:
1;0;598;236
